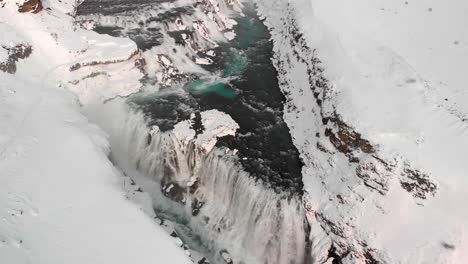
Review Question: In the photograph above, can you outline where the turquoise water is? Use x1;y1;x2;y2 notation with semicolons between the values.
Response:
184;49;247;99
222;49;248;78
185;80;237;99
234;13;265;49
184;5;263;99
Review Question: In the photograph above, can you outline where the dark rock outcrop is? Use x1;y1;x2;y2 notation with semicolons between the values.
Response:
400;165;437;200
0;44;32;74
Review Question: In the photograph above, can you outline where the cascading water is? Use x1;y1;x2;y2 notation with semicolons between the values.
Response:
78;0;312;263
86;101;310;264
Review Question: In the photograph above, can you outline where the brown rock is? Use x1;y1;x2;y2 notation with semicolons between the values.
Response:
18;0;43;14
325;119;375;155
400;166;437;200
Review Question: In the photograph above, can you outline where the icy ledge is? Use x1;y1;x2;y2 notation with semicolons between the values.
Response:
172;110;240;153
1;0;145;104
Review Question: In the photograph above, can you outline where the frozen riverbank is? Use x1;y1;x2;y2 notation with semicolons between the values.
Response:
256;0;468;262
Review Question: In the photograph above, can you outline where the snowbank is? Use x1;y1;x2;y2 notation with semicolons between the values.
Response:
0;1;190;263
256;0;468;262
0;0;144;104
0;74;190;264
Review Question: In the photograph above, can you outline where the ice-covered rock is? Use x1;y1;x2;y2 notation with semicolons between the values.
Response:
173;109;239;153
195;57;213;65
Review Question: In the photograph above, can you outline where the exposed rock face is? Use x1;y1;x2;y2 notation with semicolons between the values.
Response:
18;0;43;13
68;49;140;72
324;118;374;155
400;165;438;200
0;44;32;74
273;9;437;201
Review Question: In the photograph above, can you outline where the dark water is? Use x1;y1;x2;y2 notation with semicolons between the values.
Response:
76;0;170;16
136;2;303;194
77;1;309;262
77;0;194;50
196;5;304;193
77;0;304;194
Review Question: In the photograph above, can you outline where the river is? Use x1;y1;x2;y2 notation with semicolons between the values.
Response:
77;1;310;263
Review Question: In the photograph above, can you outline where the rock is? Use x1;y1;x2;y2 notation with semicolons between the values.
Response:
324;119;374;155
69;63;81;71
198;257;210;264
400;165;437;200
18;0;43;14
355;160;390;195
0;44;32;74
220;250;233;264
191;198;204;216
134;58;146;73
161;182;186;203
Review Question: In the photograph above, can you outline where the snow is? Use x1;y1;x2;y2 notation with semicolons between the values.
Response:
1;0;144;104
0;23;27;50
224;31;236;41
3;0;467;262
73;0;245;87
195;57;214;65
257;0;468;262
173;109;239;152
0;48;7;62
307;0;468;116
173;118;197;146
197;110;239;151
0;1;190;263
0;75;190;264
294;0;468;133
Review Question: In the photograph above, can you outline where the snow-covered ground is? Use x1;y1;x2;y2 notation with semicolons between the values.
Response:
2;0;467;262
0;1;190;263
257;0;468;262
1;0;144;104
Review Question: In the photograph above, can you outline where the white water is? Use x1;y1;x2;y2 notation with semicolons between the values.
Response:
84;99;309;264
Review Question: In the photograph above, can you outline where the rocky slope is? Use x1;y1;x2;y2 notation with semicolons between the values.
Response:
256;0;468;262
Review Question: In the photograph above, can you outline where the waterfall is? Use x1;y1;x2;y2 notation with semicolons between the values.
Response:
85;99;310;264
